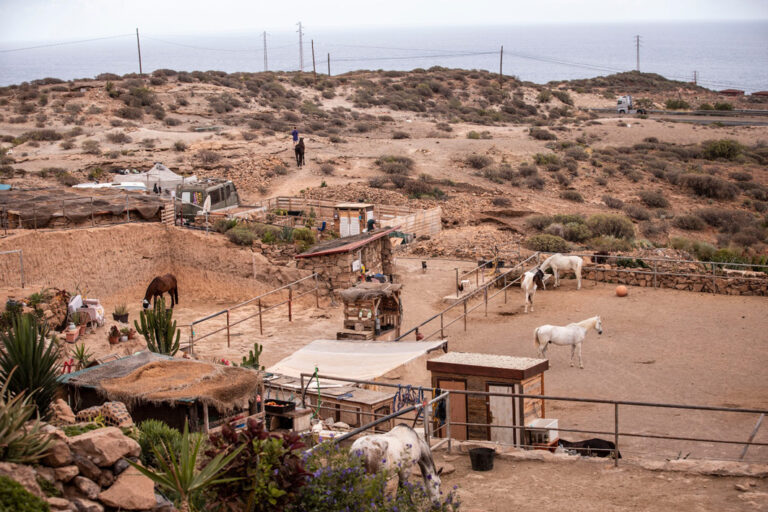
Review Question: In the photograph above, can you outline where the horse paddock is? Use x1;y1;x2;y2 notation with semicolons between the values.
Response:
393;258;768;463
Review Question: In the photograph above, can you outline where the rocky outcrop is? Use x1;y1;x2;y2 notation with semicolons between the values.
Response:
0;462;45;498
98;466;157;510
69;426;141;467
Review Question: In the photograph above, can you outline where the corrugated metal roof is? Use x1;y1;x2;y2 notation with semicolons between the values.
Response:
295;226;398;259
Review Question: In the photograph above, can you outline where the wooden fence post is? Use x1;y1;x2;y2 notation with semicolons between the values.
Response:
258;299;263;335
614;403;620;467
288;287;293;322
226;309;230;348
463;300;467;331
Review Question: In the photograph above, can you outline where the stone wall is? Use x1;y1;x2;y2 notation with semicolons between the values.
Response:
297;236;395;290
583;264;768;296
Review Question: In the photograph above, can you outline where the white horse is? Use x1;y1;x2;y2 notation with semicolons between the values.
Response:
539;253;584;290
521;268;550;313
350;424;442;503
533;316;603;369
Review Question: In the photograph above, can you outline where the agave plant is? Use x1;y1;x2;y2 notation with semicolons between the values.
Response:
0;314;61;418
134;297;180;356
71;343;93;371
0;369;53;463
128;422;243;512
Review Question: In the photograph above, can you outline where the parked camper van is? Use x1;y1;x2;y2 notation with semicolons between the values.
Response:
176;179;240;219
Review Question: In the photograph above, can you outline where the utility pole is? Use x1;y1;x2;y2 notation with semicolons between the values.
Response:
297;22;304;72
263;31;268;72
635;35;640;72
327;53;331;76
311;39;317;81
499;45;503;89
693;70;698;86
136;28;143;75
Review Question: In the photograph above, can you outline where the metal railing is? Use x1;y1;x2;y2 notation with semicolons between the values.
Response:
0;249;24;288
298;373;768;466
186;273;321;355
395;253;538;341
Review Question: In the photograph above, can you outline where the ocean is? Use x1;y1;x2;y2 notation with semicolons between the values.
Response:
1;22;767;93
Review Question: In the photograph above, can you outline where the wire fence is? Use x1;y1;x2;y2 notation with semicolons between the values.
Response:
185;272;321;355
300;373;768;465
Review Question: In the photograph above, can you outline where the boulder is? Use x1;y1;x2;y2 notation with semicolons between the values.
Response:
112;458;130;476
43;428;73;467
0;461;45;498
98;465;156;510
54;465;80;483
36;465;56;483
52;399;77;425
69;427;141;467
73;476;100;500
72;453;102;481
97;469;114;488
72;497;104;512
153;492;175;512
47;496;76;511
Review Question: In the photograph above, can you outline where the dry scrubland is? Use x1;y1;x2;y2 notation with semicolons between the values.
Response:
1;68;768;511
0;68;767;264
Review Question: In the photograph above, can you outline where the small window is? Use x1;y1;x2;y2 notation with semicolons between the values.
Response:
209;188;222;204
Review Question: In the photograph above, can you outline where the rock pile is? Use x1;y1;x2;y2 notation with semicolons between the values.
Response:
7;422;169;512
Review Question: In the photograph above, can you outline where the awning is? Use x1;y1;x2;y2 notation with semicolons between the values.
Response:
268;339;446;382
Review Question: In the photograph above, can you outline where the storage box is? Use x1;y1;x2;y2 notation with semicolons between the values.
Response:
526;418;558;445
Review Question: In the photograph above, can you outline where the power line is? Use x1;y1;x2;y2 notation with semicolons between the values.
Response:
0;33;133;53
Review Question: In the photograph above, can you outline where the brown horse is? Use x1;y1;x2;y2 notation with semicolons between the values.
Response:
143;274;179;309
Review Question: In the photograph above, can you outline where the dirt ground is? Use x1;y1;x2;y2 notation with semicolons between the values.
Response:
438;454;768;512
392;257;768;462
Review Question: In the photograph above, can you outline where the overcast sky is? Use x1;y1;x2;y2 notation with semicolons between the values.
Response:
1;0;767;43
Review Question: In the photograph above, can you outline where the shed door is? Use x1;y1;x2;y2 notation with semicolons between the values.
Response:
488;384;516;445
437;379;467;441
349;212;360;236
340;215;350;237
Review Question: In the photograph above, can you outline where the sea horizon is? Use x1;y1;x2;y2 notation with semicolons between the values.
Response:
1;21;766;92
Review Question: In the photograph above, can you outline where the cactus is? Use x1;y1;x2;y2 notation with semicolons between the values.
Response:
240;342;265;370
134;297;180;356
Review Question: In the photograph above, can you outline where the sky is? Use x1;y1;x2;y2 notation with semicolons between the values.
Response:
1;0;767;43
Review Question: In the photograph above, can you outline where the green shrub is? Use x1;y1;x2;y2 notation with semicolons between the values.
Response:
587;213;635;239
466;154;492;169
0;372;52;464
0;314;61;418
391;131;410;139
673;215;705;230
623;204;651;221
138;419;182;468
587;236;632;252
375;155;414;175
537;90;552;103
214;218;237;233
698;103;714;110
526;215;553;230
602;195;624;209
563;222;592;242
524;234;569;252
466;130;492;139
702;139;742;161
670;237;716;261
560;190;584;202
714;102;733;111
639;190;669;208
529;127;556;140
552;90;573;106
261;229;277;244
694;207;753;232
665;99;690;110
680;174;738;199
533;153;559;166
553;214;585;225
0;475;50;512
226;225;256;245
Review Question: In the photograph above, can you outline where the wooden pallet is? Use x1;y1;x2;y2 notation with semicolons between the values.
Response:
336;328;375;340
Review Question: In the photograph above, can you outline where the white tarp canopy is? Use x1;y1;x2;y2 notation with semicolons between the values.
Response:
113;163;196;192
268;339;446;382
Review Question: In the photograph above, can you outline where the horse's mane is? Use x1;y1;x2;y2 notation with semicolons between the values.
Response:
572;316;599;329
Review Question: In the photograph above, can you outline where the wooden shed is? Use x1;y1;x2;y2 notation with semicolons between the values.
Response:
427;352;548;446
266;374;396;431
335;203;374;237
337;282;403;340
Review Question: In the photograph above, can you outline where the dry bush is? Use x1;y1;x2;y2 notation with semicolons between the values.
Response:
466;154;492;169
623;204;651;221
639;190;669;208
673;214;705;230
529;127;556;140
587;213;635;239
106;131;131;144
729;171;752;181
391;131;410;139
560;190;584;202
196;150;222;165
81;139;101;155
680;174;739;200
320;163;335;175
375;155;414;175
602;195;624;209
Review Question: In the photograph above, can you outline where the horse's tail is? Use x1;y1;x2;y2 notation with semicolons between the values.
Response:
174;284;179;305
533;327;540;349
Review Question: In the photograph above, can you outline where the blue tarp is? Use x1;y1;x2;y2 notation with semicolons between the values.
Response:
0;184;11;191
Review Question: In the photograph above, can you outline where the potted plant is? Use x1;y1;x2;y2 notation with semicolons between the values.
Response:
119;327;130;342
127;327;137;340
108;325;120;345
113;303;129;323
